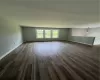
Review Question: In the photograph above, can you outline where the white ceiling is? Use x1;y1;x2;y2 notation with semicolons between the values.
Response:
0;0;100;28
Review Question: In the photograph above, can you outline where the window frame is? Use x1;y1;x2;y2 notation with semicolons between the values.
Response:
52;29;59;38
36;29;59;39
44;29;52;38
36;29;44;39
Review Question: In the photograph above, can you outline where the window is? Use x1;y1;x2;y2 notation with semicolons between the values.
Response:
36;29;59;38
36;29;43;38
52;30;59;38
45;30;51;38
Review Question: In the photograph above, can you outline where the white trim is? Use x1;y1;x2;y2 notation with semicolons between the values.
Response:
0;43;22;60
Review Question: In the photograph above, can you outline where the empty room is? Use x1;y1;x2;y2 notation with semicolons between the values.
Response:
0;0;100;80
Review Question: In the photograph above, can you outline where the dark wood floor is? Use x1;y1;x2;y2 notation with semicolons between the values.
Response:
0;42;100;80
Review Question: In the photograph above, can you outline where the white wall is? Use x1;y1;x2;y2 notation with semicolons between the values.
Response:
71;28;87;36
87;28;100;45
71;28;100;45
0;16;23;59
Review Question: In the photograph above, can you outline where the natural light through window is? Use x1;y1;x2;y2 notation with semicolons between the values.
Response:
52;30;59;38
45;30;51;38
36;29;43;38
36;29;59;39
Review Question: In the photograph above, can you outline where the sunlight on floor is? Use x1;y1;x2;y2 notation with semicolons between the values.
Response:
33;42;62;56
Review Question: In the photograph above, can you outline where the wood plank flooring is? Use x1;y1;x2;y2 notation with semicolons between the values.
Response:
0;42;100;80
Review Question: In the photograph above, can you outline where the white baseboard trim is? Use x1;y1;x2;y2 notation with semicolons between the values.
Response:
0;43;22;60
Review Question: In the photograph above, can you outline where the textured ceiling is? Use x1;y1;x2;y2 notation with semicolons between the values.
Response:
0;0;100;28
